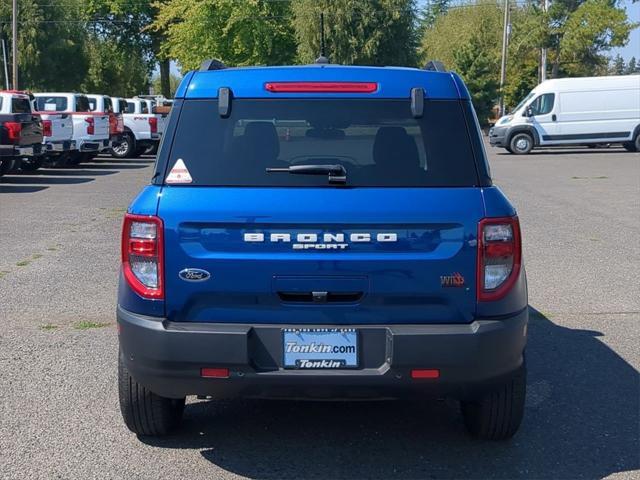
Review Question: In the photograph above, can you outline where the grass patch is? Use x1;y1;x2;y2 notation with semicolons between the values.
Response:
74;321;111;330
40;323;58;331
0;270;9;279
32;253;43;260
46;246;57;251
16;260;30;267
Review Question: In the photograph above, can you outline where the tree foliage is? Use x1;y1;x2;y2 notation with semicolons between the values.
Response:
152;0;296;71
293;0;418;66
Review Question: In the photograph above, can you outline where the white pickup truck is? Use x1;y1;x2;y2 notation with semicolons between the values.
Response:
87;94;125;148
111;97;161;158
34;93;110;165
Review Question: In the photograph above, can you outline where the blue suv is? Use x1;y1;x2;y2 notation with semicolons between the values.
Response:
118;61;528;440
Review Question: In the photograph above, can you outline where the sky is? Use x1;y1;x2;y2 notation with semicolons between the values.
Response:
160;0;640;78
611;0;640;61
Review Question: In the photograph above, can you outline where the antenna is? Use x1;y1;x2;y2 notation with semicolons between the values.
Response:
315;12;329;64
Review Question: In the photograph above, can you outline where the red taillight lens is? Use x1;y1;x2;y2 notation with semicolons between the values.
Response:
149;117;158;134
85;116;95;135
477;216;522;302
264;81;378;93
201;368;229;378
42;119;52;137
411;369;440;379
121;214;164;299
5;121;21;143
108;114;118;135
117;116;124;134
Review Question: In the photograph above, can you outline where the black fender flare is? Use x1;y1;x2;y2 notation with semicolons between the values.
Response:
507;126;540;147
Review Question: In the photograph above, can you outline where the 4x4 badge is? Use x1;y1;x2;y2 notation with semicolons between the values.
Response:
441;272;465;287
179;268;211;282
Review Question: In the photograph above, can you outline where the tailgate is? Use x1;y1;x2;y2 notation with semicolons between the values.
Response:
40;113;73;142
159;188;483;325
91;114;109;138
17;114;43;146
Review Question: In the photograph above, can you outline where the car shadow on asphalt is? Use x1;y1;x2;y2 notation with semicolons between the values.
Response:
0;175;95;185
0;184;49;193
497;148;629;156
139;306;639;479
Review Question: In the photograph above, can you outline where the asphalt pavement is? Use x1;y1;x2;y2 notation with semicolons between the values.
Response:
0;144;638;479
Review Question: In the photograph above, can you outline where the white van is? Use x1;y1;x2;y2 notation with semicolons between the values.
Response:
489;75;640;154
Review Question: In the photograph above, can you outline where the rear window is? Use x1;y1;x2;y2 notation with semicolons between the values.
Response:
36;96;67;112
76;96;90;112
87;98;97;111
165;99;479;187
11;97;31;113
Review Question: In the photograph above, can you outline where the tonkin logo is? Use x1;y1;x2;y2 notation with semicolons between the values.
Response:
440;272;465;287
179;268;211;282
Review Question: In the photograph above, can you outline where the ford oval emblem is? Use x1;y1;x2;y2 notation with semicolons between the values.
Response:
179;268;211;282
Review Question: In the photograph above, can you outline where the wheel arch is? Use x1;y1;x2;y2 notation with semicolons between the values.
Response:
507;126;540;146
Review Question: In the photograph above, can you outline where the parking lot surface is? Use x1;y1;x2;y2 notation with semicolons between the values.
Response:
0;146;638;479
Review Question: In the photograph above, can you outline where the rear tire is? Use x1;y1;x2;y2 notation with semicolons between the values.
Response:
20;156;44;172
0;158;16;176
118;353;185;436
112;132;136;158
509;132;534;155
623;134;640;152
460;363;526;440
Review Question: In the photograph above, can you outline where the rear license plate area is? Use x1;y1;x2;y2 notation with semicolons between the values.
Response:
283;328;358;369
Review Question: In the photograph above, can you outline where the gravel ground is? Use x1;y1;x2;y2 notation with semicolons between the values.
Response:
0;145;638;480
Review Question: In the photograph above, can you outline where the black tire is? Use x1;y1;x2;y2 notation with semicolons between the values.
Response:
145;143;159;156
112;131;136;158
623;134;640;152
509;132;534;155
118;353;185;436
66;152;83;166
504;146;514;154
20;156;44;172
460;363;526;440
0;158;15;176
133;146;147;158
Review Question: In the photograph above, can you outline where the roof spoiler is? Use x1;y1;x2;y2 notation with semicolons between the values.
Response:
200;59;226;71
423;60;447;72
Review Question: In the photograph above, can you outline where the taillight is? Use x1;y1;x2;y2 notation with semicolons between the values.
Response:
42;119;52;137
117;116;124;134
149;117;158;134
108;114;117;135
477;216;521;302
85;116;95;135
121;214;164;299
5;121;21;143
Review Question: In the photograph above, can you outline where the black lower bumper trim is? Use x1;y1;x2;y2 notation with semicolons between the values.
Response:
117;306;528;400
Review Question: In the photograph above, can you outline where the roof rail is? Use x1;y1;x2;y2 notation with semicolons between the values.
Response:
200;59;226;71
424;60;447;72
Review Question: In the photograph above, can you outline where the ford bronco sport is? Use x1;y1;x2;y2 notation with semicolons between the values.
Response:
118;61;528;440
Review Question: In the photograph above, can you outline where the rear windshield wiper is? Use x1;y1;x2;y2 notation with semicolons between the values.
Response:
266;164;347;185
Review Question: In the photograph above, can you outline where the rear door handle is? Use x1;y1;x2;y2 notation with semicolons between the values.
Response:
552;114;557;121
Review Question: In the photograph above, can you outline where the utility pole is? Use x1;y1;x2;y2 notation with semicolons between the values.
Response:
12;0;18;90
540;0;550;82
499;0;510;116
2;39;9;89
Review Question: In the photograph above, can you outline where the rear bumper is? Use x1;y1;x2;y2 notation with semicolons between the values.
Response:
118;306;528;400
45;140;76;153
0;144;42;157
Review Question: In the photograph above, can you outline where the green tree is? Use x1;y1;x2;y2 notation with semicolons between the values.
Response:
0;0;87;91
611;54;626;74
452;26;499;124
153;0;296;71
293;0;418;66
625;56;637;74
548;0;636;77
152;72;182;97
418;0;449;33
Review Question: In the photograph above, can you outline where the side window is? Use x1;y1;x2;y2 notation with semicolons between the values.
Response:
104;97;113;113
140;102;149;114
126;102;136;114
530;93;555;116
